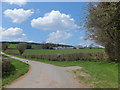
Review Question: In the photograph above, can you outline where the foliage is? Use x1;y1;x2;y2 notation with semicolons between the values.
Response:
2;57;29;86
6;51;108;62
17;43;27;55
41;43;54;49
2;58;11;72
26;43;32;49
86;2;120;62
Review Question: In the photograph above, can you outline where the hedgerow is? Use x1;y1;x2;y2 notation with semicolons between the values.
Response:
5;51;108;62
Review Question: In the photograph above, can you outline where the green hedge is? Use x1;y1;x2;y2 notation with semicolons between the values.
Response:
6;51;108;62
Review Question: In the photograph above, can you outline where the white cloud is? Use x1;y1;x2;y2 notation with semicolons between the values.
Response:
78;43;104;48
31;10;78;31
79;36;85;40
3;0;27;6
78;43;90;47
0;27;27;41
46;30;72;43
59;42;66;45
4;8;34;23
27;40;34;43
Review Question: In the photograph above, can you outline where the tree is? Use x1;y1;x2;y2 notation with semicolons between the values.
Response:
41;43;54;49
26;43;32;49
86;2;120;62
17;43;27;55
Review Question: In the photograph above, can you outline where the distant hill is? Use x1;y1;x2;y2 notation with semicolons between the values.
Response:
0;41;74;49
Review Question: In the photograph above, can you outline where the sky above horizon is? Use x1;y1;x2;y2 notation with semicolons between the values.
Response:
1;1;95;46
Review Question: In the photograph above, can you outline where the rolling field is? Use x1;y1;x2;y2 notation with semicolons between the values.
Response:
8;44;17;48
8;44;44;49
6;48;104;55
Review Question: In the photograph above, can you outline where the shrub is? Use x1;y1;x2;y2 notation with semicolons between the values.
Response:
17;43;27;55
2;58;11;72
26;43;32;49
6;51;108;62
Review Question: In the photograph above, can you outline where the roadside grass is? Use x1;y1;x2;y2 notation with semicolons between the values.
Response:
29;58;118;88
2;56;29;86
4;53;118;88
6;48;104;55
26;59;118;88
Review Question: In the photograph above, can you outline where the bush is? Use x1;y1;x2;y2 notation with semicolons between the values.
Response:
5;51;108;62
2;58;11;72
26;43;32;49
17;43;27;55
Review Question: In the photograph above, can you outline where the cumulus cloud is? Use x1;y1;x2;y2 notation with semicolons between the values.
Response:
4;8;34;23
59;42;66;45
27;40;34;43
79;36;85;40
78;43;104;48
0;27;27;41
3;0;27;6
31;10;78;31
78;43;90;47
46;30;72;43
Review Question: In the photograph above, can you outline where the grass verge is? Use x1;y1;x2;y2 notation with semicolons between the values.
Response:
30;58;118;88
4;53;118;88
2;56;29;86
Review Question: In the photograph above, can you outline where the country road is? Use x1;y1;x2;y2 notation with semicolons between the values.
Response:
2;52;81;88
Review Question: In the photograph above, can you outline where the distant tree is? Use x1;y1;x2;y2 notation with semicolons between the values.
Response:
86;2;120;62
42;43;54;49
17;43;27;55
26;43;32;49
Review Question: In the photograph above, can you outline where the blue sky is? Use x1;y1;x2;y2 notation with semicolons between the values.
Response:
1;1;94;46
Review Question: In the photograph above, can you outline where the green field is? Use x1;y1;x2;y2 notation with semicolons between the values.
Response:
6;48;104;55
2;56;29;86
8;44;17;48
8;44;41;49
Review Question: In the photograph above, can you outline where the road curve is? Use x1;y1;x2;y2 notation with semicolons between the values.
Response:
2;53;80;88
